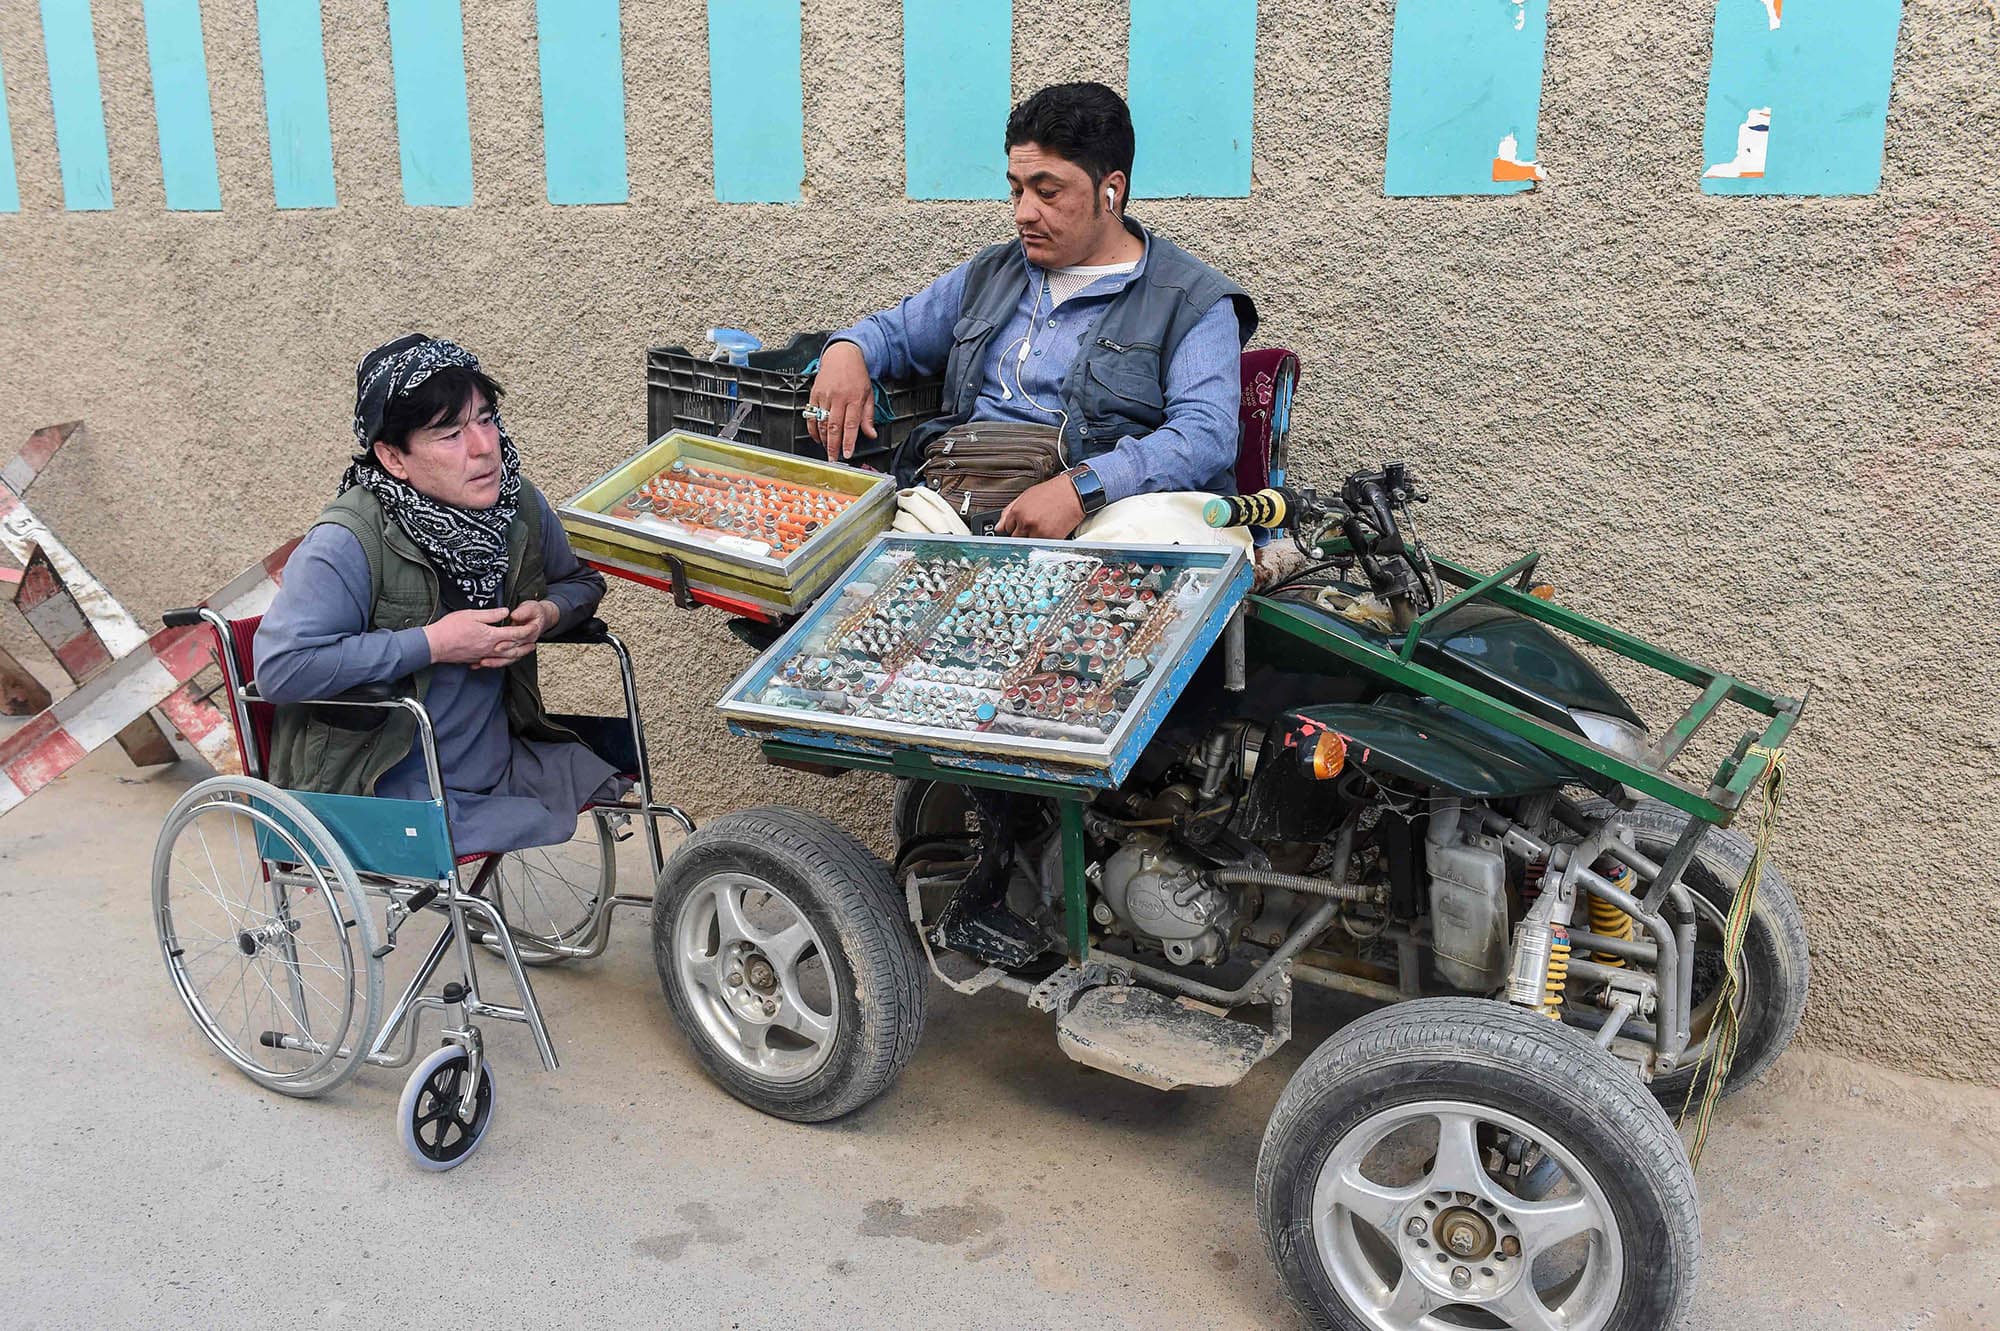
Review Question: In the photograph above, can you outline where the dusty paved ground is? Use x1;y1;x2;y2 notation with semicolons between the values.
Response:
3;746;1996;1330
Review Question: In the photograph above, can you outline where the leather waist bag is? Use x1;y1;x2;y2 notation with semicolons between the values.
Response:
914;422;1067;533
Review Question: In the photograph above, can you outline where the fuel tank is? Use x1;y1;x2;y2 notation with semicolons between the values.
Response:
1258;585;1644;732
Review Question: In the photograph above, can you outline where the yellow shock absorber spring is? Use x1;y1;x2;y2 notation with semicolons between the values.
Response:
1588;863;1637;966
1543;929;1570;1020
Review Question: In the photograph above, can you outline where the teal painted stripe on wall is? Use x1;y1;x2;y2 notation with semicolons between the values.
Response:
707;0;803;204
255;1;336;208
1384;0;1550;197
1128;0;1255;198
538;0;627;204
1701;0;1903;197
0;44;18;212
142;0;221;210
904;0;1010;200
386;0;473;207
40;0;114;210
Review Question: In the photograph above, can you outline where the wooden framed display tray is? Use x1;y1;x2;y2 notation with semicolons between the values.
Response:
718;533;1254;787
559;431;894;614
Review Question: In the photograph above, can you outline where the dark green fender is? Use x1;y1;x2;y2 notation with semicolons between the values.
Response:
1424;600;1643;729
1261;588;1644;731
1280;694;1618;800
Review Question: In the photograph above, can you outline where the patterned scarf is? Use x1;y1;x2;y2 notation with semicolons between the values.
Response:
339;334;522;607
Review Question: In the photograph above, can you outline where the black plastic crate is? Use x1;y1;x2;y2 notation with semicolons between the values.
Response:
647;332;944;470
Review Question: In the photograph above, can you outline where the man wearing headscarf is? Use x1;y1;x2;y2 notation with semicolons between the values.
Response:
254;334;624;854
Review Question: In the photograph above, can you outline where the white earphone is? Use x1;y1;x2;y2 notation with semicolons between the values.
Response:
1106;185;1116;208
1000;275;1047;400
997;274;1072;448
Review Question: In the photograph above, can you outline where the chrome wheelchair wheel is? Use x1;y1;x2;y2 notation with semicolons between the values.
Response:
488;809;617;964
153;777;385;1097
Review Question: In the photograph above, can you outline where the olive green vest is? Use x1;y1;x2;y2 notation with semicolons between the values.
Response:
267;484;579;797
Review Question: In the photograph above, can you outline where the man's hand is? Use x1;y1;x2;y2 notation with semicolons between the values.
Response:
476;600;560;668
995;475;1085;540
807;340;876;461
422;605;545;669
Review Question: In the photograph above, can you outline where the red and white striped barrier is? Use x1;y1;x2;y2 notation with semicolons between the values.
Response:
0;421;79;497
0;539;296;817
0;427;149;662
0;423;78;717
13;545;180;767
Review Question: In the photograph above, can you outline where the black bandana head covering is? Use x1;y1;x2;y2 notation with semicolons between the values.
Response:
340;334;523;607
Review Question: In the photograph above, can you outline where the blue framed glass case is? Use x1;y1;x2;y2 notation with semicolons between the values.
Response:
717;534;1254;786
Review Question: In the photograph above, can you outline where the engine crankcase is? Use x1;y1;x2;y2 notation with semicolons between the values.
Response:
1099;836;1237;965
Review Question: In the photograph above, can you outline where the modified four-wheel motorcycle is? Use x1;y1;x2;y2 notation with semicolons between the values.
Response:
651;461;1808;1331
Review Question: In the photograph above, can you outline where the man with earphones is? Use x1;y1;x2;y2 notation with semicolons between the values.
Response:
807;81;1255;540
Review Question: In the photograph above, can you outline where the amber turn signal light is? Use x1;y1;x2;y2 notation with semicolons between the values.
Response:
1311;731;1348;780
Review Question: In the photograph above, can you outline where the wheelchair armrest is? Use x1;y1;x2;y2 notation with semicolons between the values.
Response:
544;615;612;646
329;680;405;704
241;678;407;706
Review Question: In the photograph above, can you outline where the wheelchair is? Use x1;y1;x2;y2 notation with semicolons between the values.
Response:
151;605;692;1169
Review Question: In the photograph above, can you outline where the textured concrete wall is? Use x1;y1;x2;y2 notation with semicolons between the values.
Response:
2;2;1996;1082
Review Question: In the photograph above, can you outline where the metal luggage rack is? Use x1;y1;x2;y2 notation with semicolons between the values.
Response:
1250;547;1807;829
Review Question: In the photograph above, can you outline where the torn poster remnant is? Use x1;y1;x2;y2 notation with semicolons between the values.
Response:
1700;0;1901;196
1492;133;1547;184
1705;107;1771;179
1383;0;1551;196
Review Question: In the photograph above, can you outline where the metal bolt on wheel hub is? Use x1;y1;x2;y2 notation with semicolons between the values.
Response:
1395;1191;1522;1304
675;872;838;1084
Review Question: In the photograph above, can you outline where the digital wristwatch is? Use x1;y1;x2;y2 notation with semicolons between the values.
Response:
1065;463;1108;516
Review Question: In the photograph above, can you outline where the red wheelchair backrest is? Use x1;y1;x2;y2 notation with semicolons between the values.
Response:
1237;348;1301;496
221;615;277;779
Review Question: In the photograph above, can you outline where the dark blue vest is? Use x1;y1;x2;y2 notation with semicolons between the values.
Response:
899;221;1256;485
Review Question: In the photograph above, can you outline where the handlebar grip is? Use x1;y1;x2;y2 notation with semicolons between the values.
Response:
162;608;205;628
1203;488;1292;529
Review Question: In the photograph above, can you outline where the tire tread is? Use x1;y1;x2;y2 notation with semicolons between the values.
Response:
657;805;927;1122
1258;998;1699;1331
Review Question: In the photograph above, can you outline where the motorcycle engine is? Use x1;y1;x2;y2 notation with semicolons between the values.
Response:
1098;836;1238;966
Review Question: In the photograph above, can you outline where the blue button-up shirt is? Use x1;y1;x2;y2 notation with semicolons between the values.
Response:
830;226;1242;503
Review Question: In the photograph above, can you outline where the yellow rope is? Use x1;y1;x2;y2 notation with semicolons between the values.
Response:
1680;744;1786;1169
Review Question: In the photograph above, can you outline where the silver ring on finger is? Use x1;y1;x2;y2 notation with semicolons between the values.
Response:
802;404;831;423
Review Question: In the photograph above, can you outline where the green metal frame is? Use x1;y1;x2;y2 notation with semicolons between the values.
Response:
756;544;1804;975
1254;550;1805;827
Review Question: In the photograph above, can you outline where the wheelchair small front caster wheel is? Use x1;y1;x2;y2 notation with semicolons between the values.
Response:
398;1044;495;1171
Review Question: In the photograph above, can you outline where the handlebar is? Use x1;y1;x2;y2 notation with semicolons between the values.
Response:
1206;464;1436;626
1203;463;1428;535
1203;488;1301;530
